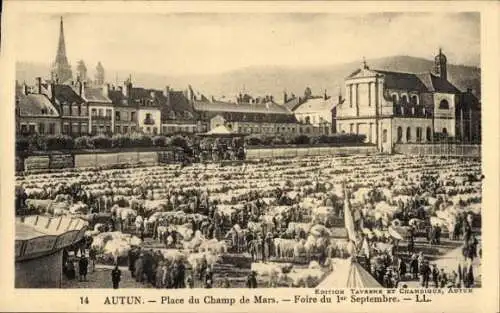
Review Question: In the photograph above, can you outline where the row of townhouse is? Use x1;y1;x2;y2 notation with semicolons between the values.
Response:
15;77;201;137
16;77;332;138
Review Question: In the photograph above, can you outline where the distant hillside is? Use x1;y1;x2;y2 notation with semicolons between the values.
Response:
17;55;481;102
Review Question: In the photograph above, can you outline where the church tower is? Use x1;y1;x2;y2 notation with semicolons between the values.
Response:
434;48;447;81
76;60;87;82
95;62;105;86
51;17;73;83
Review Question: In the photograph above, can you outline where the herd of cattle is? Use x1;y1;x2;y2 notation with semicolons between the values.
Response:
16;154;482;287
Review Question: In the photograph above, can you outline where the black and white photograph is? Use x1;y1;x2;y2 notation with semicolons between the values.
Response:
2;3;498;312
11;10;485;292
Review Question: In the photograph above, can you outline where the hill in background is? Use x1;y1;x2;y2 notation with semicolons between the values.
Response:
16;55;481;102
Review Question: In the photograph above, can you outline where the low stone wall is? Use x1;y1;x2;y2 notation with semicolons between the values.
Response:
394;144;481;158
245;146;378;160
74;151;158;168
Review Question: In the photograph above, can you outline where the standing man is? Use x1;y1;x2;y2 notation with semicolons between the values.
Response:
79;256;89;282
111;264;122;289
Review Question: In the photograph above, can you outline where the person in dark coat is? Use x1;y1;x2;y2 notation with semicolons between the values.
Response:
79;256;89;282
420;261;431;288
410;255;419;279
431;264;440;288
65;259;76;280
246;271;257;288
204;268;213;288
134;254;144;283
111;265;121;289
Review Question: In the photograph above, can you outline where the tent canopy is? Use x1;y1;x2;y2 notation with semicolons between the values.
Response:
199;125;242;137
317;258;382;288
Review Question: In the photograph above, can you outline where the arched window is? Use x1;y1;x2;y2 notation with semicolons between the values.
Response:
426;127;432;141
416;127;422;142
406;127;411;142
442;128;448;135
411;95;418;105
397;126;403;142
439;99;449;109
305;116;311;124
382;129;388;143
401;95;408;104
391;94;398;104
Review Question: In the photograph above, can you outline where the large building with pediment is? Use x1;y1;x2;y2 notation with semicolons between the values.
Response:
335;50;481;153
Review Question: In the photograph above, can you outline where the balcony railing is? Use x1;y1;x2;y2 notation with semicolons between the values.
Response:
144;118;155;125
92;115;112;121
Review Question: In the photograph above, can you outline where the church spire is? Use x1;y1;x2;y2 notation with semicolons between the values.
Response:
51;16;72;83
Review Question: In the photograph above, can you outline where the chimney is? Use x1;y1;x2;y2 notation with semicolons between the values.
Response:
324;89;328;100
164;86;171;106
211;96;215;102
81;82;87;98
123;79;132;97
22;83;29;95
283;91;288;103
103;83;110;98
77;80;83;96
36;77;42;94
48;81;56;104
338;94;342;104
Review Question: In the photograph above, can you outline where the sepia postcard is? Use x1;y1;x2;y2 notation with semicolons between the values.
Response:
0;1;498;313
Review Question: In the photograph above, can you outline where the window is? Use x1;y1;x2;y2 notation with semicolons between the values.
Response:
72;106;79;116
115;126;121;134
49;123;56;134
63;123;69;134
131;126;136;133
397;126;403;142
442;128;448;135
382;129;388;143
146;113;151;120
81;124;88;135
416;127;422;142
401;95;408;104
91;108;97;116
123;111;129;121
406;127;411;142
123;126;129;134
153;127;158;135
106;109;112;117
349;85;353;107
106;125;111;134
392;94;398;104
411;95;418;105
368;83;371;106
38;123;45;134
72;123;79;135
98;109;103;116
115;111;121;121
21;124;28;134
131;112;136;122
426;127;432;141
28;124;36;134
146;127;151;133
41;108;47;115
439;99;449;109
81;106;87;116
92;125;97;135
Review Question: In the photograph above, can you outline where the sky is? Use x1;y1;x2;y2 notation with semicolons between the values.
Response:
15;12;480;77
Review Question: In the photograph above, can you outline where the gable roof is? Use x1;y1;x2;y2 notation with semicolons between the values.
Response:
53;84;85;105
193;99;293;115
347;67;463;95
283;97;302;111
17;93;59;117
293;96;335;113
372;69;429;92
416;72;461;94
83;87;112;103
